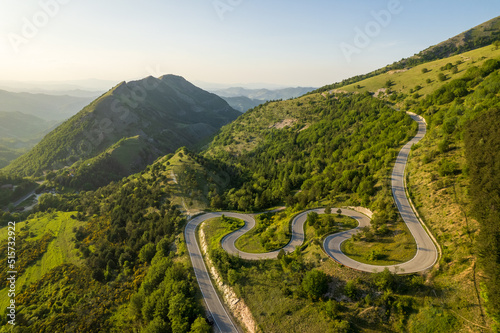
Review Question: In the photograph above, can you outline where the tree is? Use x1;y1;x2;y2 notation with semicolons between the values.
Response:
324;299;340;319
189;317;211;333
302;269;329;300
325;206;332;214
421;68;429;74
373;267;396;291
385;79;395;88
156;238;170;257
307;211;319;228
139;243;157;263
227;269;239;285
277;249;286;260
143;317;170;333
336;209;342;216
438;73;447;82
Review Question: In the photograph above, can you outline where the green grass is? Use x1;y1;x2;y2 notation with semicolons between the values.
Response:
341;220;417;266
234;211;358;254
202;215;341;332
235;210;293;253
108;135;148;168
202;216;244;251
337;44;500;99
0;211;85;310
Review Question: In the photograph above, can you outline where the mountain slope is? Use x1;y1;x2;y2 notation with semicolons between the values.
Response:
197;34;500;332
0;148;231;332
417;15;500;62
214;86;317;112
0;111;59;168
3;75;240;186
220;96;265;112
315;15;500;94
0;89;94;121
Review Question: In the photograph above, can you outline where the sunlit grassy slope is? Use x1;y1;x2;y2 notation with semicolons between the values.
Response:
0;212;84;309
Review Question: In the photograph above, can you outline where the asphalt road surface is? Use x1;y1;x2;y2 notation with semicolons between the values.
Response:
324;113;438;273
185;113;438;332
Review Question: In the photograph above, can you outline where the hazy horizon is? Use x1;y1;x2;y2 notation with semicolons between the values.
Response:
2;1;500;87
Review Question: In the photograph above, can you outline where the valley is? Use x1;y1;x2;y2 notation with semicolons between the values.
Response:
0;12;500;333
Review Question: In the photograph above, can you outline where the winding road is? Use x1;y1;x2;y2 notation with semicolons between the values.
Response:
185;113;438;332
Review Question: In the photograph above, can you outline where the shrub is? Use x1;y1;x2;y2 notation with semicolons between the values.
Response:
302;269;329;300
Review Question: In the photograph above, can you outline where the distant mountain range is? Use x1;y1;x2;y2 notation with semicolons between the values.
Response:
0;78;118;96
0;111;60;168
0;89;95;121
211;86;316;112
3;75;240;189
219;96;267;113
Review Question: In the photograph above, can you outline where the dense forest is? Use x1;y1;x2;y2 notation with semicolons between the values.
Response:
206;93;416;213
1;161;211;332
465;108;500;330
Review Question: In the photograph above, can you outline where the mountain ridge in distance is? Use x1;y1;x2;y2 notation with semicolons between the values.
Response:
0;89;95;121
212;86;317;112
3;74;240;189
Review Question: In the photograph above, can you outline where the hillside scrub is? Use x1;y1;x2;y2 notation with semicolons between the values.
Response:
206;93;417;213
465;108;500;330
0;155;207;332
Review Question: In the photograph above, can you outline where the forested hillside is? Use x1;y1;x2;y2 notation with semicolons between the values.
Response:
3;75;240;190
0;150;221;332
465;109;500;330
199;43;500;331
206;93;416;213
2;17;500;333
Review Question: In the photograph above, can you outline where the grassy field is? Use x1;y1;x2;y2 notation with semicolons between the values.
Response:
201;209;456;332
341;220;417;266
203;215;338;332
336;44;500;100
406;133;489;328
234;210;359;254
235;210;293;253
202;216;245;251
0;211;85;310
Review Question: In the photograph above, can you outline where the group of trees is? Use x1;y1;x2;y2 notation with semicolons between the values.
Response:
129;257;210;333
207;93;415;212
14;157;206;332
465;108;500;329
0;172;37;210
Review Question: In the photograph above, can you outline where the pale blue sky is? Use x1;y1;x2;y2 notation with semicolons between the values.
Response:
1;0;499;87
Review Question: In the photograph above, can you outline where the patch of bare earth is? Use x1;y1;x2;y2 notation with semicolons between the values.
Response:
269;118;297;129
388;69;409;74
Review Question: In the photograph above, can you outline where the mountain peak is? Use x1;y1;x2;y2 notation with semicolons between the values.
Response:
3;75;240;187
